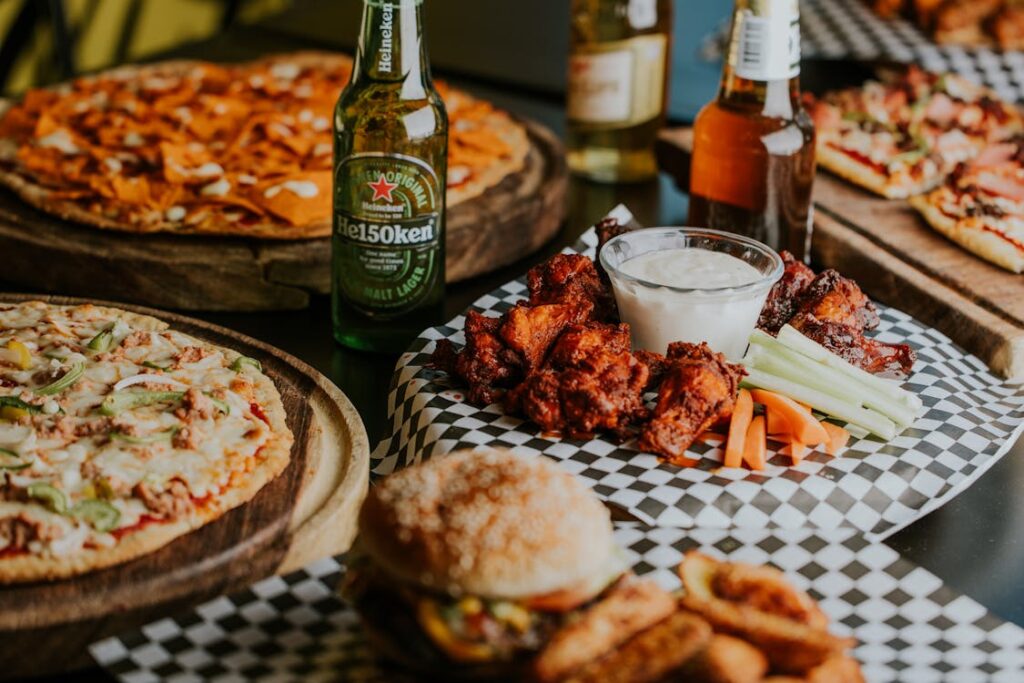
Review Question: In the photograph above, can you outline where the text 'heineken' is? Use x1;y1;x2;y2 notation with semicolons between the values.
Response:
332;0;448;353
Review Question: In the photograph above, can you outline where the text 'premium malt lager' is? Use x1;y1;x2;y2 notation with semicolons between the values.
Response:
688;0;816;261
332;0;448;353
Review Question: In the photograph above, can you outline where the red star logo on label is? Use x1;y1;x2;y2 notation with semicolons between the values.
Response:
368;173;398;202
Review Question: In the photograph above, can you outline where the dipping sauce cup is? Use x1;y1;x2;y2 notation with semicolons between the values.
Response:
599;228;784;359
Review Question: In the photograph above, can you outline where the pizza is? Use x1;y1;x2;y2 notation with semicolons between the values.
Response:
807;67;1022;198
910;139;1024;272
868;0;1024;50
0;301;293;582
0;52;529;239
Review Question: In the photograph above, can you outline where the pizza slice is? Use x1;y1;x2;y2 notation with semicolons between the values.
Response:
807;67;1022;199
910;138;1024;272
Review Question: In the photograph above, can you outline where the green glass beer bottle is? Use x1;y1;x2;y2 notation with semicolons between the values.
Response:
332;0;448;353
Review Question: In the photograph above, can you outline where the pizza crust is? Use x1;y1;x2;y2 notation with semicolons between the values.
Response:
909;195;1024;273
815;141;938;199
0;302;294;583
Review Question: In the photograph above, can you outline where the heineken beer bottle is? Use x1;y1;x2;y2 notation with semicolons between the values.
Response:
332;0;448;352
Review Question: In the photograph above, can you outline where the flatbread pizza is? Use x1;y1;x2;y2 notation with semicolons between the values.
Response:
807;67;1022;199
0;51;528;239
910;139;1024;273
0;301;293;582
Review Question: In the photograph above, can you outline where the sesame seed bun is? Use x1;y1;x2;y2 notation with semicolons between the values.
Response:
358;448;618;601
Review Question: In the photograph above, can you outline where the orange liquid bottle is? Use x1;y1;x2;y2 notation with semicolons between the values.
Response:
688;0;816;261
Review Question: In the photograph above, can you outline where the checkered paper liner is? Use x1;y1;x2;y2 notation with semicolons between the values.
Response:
89;526;1024;683
702;0;1024;103
371;215;1024;541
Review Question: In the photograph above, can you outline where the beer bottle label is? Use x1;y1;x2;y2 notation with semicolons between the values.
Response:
729;0;801;82
333;153;442;317
567;34;667;128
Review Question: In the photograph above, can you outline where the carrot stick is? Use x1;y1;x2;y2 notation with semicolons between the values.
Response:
724;389;753;468
766;408;789;437
742;415;767;471
748;390;828;445
821;421;850;456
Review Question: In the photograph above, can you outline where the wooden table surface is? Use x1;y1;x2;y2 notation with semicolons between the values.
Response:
4;15;1023;683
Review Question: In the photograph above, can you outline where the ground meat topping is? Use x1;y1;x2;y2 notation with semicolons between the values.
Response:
133;479;194;518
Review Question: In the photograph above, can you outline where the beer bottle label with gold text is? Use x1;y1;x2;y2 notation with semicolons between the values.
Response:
333;153;442;318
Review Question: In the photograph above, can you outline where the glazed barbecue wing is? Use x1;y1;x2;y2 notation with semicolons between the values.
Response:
757;251;815;334
789;270;880;332
639;343;745;463
757;260;916;378
794;315;916;379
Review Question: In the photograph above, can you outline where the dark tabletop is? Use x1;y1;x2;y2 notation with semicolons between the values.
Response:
6;9;1024;681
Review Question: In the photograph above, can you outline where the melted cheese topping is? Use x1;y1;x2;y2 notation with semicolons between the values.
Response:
0;303;276;558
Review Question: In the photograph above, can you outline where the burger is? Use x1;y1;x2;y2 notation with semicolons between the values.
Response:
342;448;677;681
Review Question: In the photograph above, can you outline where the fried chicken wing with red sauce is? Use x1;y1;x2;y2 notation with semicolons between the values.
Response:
789;270;880;332
505;323;650;438
791;315;917;379
432;302;593;405
527;253;617;321
431;311;522;405
638;343;745;464
499;302;593;373
545;322;631;370
757;251;815;334
507;348;650;439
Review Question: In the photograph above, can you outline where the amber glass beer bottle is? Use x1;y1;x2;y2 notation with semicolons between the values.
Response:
332;0;448;353
688;0;815;261
567;0;673;183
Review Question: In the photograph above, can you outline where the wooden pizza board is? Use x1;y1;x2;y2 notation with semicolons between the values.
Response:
0;294;369;678
656;127;1024;380
0;119;567;312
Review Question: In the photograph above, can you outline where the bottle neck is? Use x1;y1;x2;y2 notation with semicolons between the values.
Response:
352;0;431;88
718;0;802;115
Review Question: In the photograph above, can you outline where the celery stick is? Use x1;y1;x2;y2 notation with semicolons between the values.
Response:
740;367;898;440
776;326;922;411
746;339;918;428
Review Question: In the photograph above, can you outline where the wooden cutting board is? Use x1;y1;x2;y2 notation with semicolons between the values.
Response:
0;119;567;312
657;127;1024;380
0;294;370;678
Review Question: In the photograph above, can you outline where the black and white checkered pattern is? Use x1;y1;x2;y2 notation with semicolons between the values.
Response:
90;526;1024;683
371;213;1024;541
703;0;1024;103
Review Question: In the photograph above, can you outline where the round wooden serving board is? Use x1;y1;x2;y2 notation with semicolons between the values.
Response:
0;120;567;312
0;294;369;678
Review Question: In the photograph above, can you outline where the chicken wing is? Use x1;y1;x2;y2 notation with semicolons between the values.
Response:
792;315;916;379
527;253;617;322
788;270;880;333
638;343;745;463
499;302;593;374
757;251;815;334
507;348;650;439
431;311;522;406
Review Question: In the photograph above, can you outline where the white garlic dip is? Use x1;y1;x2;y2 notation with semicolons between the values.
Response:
611;248;771;359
